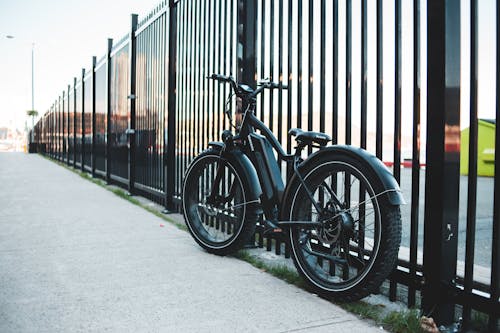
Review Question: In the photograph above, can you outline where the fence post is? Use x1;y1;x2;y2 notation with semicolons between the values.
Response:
58;96;62;161
81;68;85;172
165;0;178;211
67;84;71;166
422;0;461;327
128;14;138;194
91;56;97;178
105;38;113;183
237;0;257;247
237;0;257;88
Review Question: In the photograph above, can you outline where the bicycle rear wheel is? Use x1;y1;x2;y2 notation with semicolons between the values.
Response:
285;154;401;301
182;149;258;255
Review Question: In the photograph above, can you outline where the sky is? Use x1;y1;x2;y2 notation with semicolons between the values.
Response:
0;0;497;138
0;0;158;130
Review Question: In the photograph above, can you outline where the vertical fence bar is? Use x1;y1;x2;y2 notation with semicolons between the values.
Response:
50;107;53;155
128;14;138;194
63;90;67;163
188;0;194;162
345;0;352;145
67;85;71;166
285;0;292;259
319;0;325;135
66;86;69;161
166;0;178;210
286;0;293;182
278;0;284;142
55;100;58;158
105;38;113;183
361;0;367;149
389;0;402;302
91;56;97;178
269;0;275;134
463;0;478;326
259;0;266;120
307;0;313;152
376;0;383;159
297;0;302;131
490;1;500;329
56;99;58;158
54;104;56;157
59;98;62;160
61;96;64;159
275;0;283;255
332;0;338;143
201;0;207;155
237;0;257;88
196;0;201;160
206;0;213;145
178;0;185;197
423;0;461;326
394;0;402;183
81;68;86;172
73;77;77;168
47;107;50;155
58;96;62;160
409;0;421;308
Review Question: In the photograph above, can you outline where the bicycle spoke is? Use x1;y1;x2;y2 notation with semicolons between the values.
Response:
290;159;390;293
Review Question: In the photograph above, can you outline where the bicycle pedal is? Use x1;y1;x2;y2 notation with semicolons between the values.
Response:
262;220;283;236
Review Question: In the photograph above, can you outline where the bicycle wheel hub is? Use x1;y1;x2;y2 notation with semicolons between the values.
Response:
317;207;355;245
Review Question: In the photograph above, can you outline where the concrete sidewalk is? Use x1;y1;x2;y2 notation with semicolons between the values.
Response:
0;153;385;332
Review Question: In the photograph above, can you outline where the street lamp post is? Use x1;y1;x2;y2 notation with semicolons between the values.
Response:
5;35;37;146
32;42;34;113
28;43;37;143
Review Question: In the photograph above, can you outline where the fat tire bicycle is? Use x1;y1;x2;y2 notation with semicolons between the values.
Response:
182;74;403;301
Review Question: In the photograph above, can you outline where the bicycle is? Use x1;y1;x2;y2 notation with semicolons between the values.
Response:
182;74;403;301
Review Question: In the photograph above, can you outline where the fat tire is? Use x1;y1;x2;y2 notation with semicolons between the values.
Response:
182;149;258;256
284;153;402;302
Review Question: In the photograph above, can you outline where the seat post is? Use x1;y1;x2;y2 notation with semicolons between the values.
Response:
293;142;307;158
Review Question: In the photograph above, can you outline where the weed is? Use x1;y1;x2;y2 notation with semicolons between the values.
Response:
342;301;384;322
382;309;423;333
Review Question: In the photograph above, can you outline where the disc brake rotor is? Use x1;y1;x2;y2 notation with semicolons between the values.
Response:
316;203;355;246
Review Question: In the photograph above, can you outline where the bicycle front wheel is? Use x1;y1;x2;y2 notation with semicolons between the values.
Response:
182;149;258;255
285;154;401;301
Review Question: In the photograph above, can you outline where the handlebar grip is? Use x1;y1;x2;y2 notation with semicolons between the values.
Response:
208;73;230;82
270;82;288;89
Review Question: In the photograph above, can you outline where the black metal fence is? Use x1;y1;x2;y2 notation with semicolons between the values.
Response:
30;0;500;330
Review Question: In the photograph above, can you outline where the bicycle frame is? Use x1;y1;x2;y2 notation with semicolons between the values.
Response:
205;74;404;231
209;90;322;226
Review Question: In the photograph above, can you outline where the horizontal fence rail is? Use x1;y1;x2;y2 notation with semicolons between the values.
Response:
29;0;499;330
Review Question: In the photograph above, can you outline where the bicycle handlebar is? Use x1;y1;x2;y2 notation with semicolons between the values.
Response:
208;73;287;98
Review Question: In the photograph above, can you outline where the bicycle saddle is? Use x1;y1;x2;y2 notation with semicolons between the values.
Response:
289;128;331;146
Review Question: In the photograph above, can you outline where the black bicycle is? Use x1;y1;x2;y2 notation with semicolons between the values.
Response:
182;74;403;301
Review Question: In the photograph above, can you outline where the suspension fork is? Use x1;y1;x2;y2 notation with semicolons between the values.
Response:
206;146;238;206
206;148;227;205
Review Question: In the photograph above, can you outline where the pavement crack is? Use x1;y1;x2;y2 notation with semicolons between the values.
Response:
279;319;356;333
